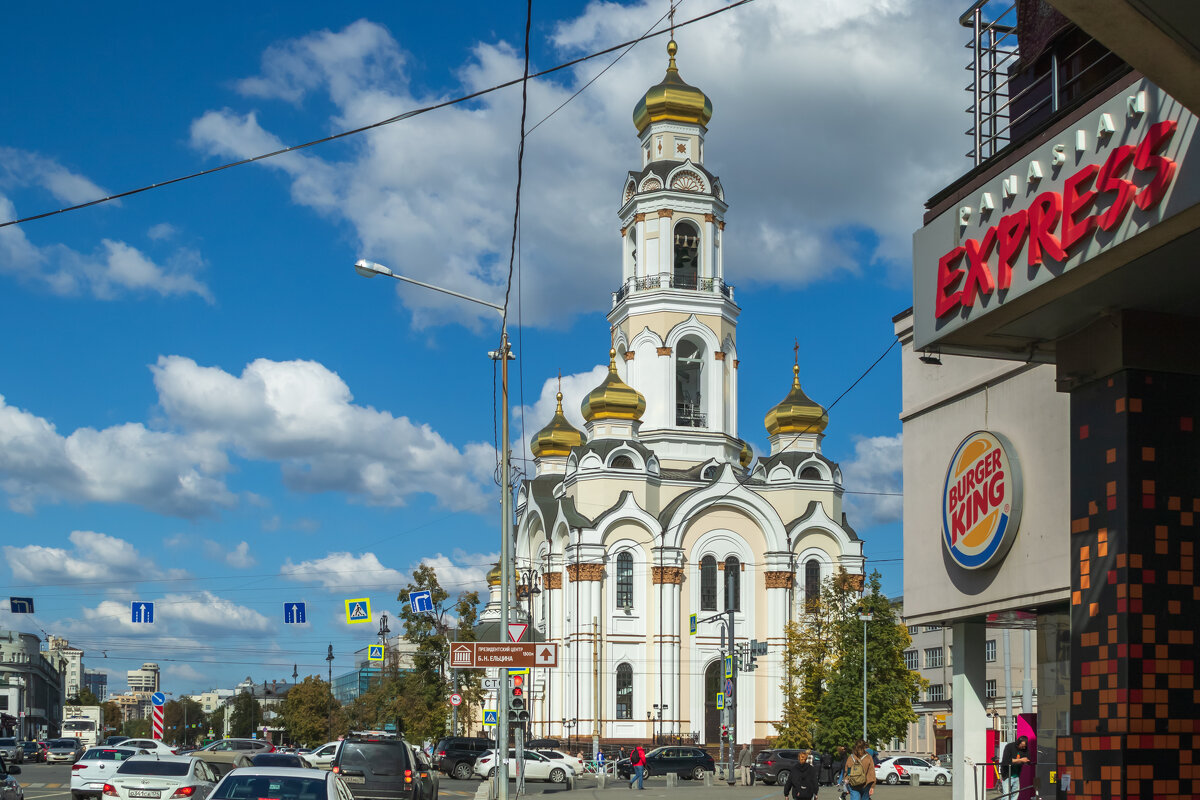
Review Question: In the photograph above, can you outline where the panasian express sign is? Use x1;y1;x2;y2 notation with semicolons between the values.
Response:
912;80;1196;350
942;431;1023;570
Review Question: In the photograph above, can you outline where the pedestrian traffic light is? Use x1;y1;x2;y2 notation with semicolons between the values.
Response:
509;673;529;724
720;725;729;742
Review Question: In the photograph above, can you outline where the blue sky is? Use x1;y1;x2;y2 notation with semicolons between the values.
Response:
0;0;970;695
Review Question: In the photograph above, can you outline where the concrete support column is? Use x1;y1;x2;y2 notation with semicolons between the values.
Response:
653;563;683;740
544;569;563;734
951;620;986;800
764;572;793;727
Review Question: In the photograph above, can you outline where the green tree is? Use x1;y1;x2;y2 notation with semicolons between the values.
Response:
205;708;226;739
67;688;100;705
814;572;923;750
163;698;204;747
281;676;343;747
101;701;123;734
228;690;261;738
775;621;817;748
123;718;150;738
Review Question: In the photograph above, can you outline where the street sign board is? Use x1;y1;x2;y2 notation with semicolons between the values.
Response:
723;679;734;699
507;623;528;642
448;642;558;669
409;590;434;614
284;603;306;624
482;710;498;726
345;598;371;624
716;692;725;710
9;597;34;614
151;692;166;706
689;614;697;635
368;644;384;661
482;678;502;690
450;693;462;707
132;602;154;624
724;655;733;678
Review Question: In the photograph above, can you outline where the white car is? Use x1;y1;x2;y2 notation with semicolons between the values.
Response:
209;767;350;800
103;756;219;800
116;741;178;757
531;750;585;776
875;756;951;785
305;743;341;771
71;747;140;799
473;750;573;783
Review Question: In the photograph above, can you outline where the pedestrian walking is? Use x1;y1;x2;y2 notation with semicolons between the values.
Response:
781;751;819;800
832;746;847;797
999;736;1030;798
629;744;647;790
737;744;753;785
842;740;875;800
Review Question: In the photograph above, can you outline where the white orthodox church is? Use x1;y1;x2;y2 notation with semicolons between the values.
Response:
490;40;865;746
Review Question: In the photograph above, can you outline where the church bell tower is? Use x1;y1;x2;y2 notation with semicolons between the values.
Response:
609;40;740;467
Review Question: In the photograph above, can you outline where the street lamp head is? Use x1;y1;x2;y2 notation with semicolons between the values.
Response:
354;259;393;278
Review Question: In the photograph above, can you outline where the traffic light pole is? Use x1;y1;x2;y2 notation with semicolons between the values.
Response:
695;609;736;782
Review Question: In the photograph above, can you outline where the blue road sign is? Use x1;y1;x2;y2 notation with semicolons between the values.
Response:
9;597;34;614
409;590;434;614
151;692;166;707
367;645;384;661
482;710;498;726
132;602;154;624
724;654;733;678
284;603;307;624
689;614;697;635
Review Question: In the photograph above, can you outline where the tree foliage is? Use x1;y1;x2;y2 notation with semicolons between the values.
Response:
228;690;261;738
774;621;817;748
68;688;100;705
813;572;923;750
163;698;205;746
123;718;150;738
101;701;123;733
281;676;343;747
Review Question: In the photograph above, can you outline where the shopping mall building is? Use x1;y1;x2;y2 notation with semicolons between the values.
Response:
900;2;1199;799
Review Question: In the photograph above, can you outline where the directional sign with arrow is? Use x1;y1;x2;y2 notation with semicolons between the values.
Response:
448;642;558;668
9;598;34;614
131;602;154;624
284;603;307;624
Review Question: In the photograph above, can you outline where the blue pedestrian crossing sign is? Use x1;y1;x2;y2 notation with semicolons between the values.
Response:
716;692;725;710
345;598;371;624
689;614;697;635
131;602;155;623
9;597;34;614
368;644;384;661
724;654;733;678
482;710;498;726
284;603;306;624
409;590;434;614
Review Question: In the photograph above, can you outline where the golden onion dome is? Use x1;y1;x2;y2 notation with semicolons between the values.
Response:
530;391;585;458
581;349;647;422
632;40;713;135
486;562;503;586
764;364;828;436
739;440;753;468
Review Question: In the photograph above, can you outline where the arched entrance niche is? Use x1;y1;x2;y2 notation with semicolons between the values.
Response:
704;660;721;743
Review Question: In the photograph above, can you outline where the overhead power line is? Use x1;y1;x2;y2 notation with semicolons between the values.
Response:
0;0;757;230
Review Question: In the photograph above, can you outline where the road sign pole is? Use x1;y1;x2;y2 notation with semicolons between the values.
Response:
495;331;512;800
726;608;735;785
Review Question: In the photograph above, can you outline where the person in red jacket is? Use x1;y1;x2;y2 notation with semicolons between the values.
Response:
629;744;647;790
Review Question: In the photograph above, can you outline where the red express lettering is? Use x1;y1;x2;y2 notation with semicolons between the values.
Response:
934;120;1179;319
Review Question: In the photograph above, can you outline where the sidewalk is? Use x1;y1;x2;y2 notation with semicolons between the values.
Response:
572;776;953;798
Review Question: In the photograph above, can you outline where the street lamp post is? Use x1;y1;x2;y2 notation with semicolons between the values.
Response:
326;645;334;741
858;611;873;743
355;259;514;799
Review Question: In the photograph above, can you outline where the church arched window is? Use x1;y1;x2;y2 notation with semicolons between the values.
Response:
616;551;634;609
673;220;700;288
616;662;633;719
626;228;638;280
800;466;821;480
724;556;741;612
805;559;821;614
676;338;706;428
611;455;635;470
700;555;717;611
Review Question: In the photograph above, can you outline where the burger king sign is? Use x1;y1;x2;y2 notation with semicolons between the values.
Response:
942;431;1023;570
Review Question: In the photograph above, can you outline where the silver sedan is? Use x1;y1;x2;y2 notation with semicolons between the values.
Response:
104;756;219;800
209;767;354;800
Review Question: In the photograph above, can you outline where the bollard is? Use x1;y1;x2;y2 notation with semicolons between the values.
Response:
703;771;714;787
666;773;677;788
910;773;919;787
597;774;607;790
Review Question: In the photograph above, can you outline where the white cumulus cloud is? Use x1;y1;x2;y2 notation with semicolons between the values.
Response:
281;551;406;591
3;530;190;585
415;549;499;595
841;433;903;530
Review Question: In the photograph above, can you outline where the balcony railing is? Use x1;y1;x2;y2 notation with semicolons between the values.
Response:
613;273;735;306
676;403;707;428
962;0;1129;165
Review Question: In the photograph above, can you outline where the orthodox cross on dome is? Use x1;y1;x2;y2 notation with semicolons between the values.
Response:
669;1;676;38
793;338;800;366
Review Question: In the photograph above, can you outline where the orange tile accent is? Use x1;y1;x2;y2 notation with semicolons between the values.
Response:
1098;529;1108;542
1081;545;1091;560
1183;512;1194;526
1132;554;1143;568
1130;397;1143;412
1098;542;1108;557
1117;553;1127;567
1106;481;1118;496
1143;446;1156;460
1089;500;1099;514
1073;517;1091;533
1107;448;1117;463
1116;398;1127;413
1157;524;1169;538
1072;590;1081;605
1081;575;1091;589
1144;479;1156;493
1089;602;1099;617
1170;496;1182;510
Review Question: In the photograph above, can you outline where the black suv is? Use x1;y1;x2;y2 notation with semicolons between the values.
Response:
753;749;804;786
332;736;437;800
616;746;714;780
432;737;495;780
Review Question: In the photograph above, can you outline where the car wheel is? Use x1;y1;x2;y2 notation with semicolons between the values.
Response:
549;768;566;784
452;763;473;781
885;773;899;785
935;774;948;786
691;766;705;781
488;769;496;779
776;770;789;786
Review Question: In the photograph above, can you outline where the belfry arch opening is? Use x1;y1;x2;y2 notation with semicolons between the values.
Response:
625;228;638;280
676;338;706;428
673;220;700;288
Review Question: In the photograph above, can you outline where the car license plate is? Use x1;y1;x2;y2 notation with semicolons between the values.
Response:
341;776;365;784
130;791;161;797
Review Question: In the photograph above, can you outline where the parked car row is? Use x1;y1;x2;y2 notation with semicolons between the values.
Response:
751;749;952;787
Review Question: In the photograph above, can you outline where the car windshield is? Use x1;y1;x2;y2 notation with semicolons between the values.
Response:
0;739;15;746
50;739;79;748
82;749;137;761
644;748;667;758
64;721;97;731
117;761;190;776
214;775;329;800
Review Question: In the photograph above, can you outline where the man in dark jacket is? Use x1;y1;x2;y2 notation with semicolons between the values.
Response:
999;736;1030;797
782;751;819;800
